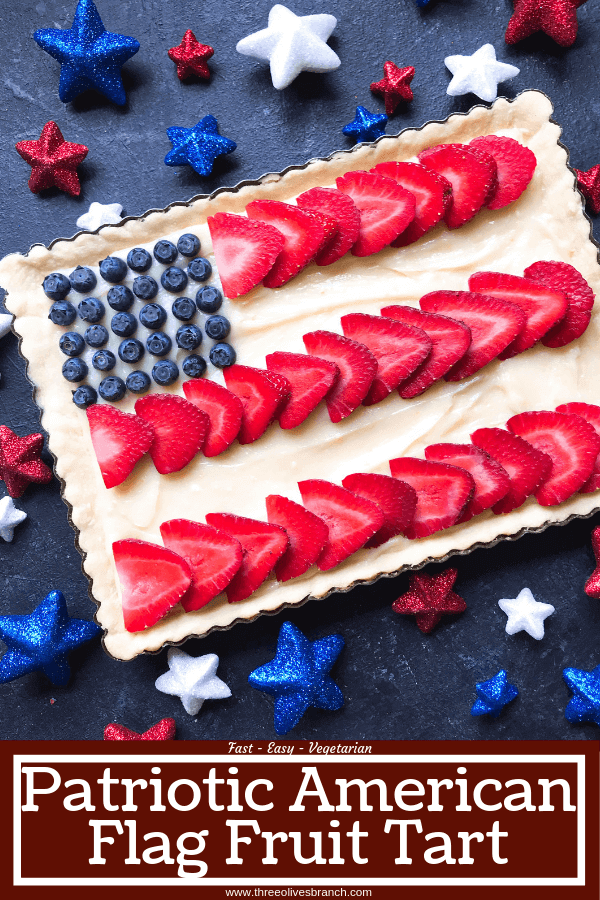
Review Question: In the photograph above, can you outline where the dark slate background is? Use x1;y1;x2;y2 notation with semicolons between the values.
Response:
1;0;600;741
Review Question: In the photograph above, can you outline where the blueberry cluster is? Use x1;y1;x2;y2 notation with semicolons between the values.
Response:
42;234;236;408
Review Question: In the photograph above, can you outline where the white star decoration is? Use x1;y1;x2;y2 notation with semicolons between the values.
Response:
0;314;12;340
236;4;340;90
76;202;123;232
0;496;27;542
155;648;232;715
445;44;520;103
498;588;555;641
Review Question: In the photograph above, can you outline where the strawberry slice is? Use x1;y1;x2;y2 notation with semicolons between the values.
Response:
245;200;326;288
266;351;339;429
160;518;243;611
207;212;284;299
265;494;329;581
304;208;338;251
371;161;452;246
302;330;377;422
470;135;536;210
335;170;416;256
524;260;595;348
466;143;499;205
381;305;471;397
298;479;385;570
418;143;494;229
113;539;192;632
223;364;291;444
506;410;600;506
296;186;361;266
340;313;432;405
424;443;511;521
468;271;567;358
182;378;243;457
470;427;552;515
341;472;417;547
388;457;474;538
134;394;208;475
556;403;600;493
419;290;526;381
87;405;154;489
205;513;288;602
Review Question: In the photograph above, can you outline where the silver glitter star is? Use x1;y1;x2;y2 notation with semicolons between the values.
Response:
76;201;123;232
0;496;27;541
498;587;555;640
155;648;231;716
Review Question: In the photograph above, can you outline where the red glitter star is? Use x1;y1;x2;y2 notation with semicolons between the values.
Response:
168;29;214;80
370;62;415;115
574;164;600;214
584;527;600;597
15;121;88;196
0;426;53;498
104;717;176;741
505;0;587;48
392;568;466;633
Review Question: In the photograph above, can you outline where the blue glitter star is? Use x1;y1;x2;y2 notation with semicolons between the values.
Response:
470;669;518;718
563;665;600;727
33;0;140;106
164;115;237;176
249;621;344;735
0;590;101;686
342;106;388;143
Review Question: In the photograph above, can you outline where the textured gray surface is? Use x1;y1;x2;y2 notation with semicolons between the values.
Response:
1;0;600;740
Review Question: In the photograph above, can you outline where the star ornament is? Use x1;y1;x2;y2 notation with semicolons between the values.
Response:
575;165;600;215
371;62;415;115
236;4;340;91
33;0;140;105
76;201;123;231
168;29;214;80
104;718;176;741
155;648;231;716
0;496;27;542
15;121;88;196
249;621;344;735
165;115;236;177
0;426;53;498
505;0;587;47
563;665;600;726
445;44;520;103
0;590;101;685
392;568;466;633
471;670;519;718
342;106;388;144
584;526;600;597
498;587;555;640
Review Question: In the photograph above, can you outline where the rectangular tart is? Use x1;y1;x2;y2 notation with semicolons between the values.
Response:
1;90;598;661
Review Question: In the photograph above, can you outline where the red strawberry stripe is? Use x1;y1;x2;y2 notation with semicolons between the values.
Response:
302;330;377;422
134;394;208;475
224;364;291;444
424;443;511;521
182;378;243;457
336;170;416;256
266;494;329;581
507;410;600;506
266;351;339;429
418;143;493;229
341;472;417;548
113;539;192;633
524;260;595;348
470;135;536;210
556;403;600;493
470;426;552;515
160;518;243;611
388;457;474;539
466;142;499;205
246;200;326;288
87;406;154;489
207;212;284;299
296;187;361;266
372;161;452;246
205;513;288;603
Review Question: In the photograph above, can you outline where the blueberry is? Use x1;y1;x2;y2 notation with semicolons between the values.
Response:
146;332;172;356
182;354;207;378
77;297;105;323
127;247;152;272
69;265;97;293
59;331;85;357
111;312;137;337
92;349;116;371
126;371;151;394
205;314;230;340
152;359;179;386
72;384;97;408
176;323;203;350
84;324;109;347
62;357;88;382
98;376;127;402
209;342;236;368
49;300;77;326
172;296;196;321
153;239;178;265
107;284;135;311
118;338;145;363
188;257;213;283
161;266;188;293
139;303;167;329
196;285;222;313
133;275;158;301
43;272;71;301
99;256;127;284
177;233;201;257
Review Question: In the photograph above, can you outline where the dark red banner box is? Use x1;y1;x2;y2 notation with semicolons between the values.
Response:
2;740;599;900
